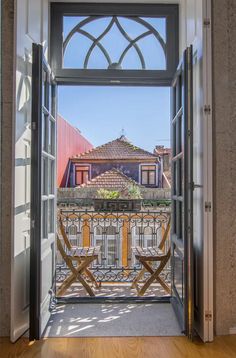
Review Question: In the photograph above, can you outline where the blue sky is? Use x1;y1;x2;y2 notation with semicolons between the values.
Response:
58;16;170;153
63;16;166;70
58;86;170;152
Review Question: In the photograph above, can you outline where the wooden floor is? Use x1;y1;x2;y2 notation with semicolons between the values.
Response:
1;336;236;358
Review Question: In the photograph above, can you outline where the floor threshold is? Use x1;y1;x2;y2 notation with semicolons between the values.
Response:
56;295;171;304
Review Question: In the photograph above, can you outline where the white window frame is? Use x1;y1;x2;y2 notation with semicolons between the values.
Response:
74;163;91;186
139;163;158;186
93;223;122;267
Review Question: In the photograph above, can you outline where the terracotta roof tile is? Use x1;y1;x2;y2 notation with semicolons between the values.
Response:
78;168;142;189
71;136;158;161
154;146;171;156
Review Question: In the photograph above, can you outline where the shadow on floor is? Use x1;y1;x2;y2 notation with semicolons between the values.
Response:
43;302;182;337
56;282;170;298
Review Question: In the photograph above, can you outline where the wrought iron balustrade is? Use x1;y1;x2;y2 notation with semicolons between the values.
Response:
57;197;171;210
56;208;171;284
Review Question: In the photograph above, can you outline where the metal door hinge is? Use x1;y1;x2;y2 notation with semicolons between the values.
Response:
32;122;37;130
204;105;211;115
205;202;212;212
205;311;212;321
204;18;211;28
190;182;203;191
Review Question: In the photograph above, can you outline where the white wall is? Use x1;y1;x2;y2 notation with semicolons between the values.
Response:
11;0;49;342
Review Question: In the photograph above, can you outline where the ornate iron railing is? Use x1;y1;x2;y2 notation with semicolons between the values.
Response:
57;198;171;210
56;208;171;284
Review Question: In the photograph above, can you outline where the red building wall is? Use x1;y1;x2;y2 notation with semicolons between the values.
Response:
57;115;93;187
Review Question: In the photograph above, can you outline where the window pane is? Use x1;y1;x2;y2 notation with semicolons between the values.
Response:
42;70;47;108
42;158;48;195
144;226;152;235
75;167;89;185
49;160;55;195
48;119;51;153
42;201;48;239
83;171;89;184
107;226;116;235
63;16;167;70
49;119;55;155
142;165;156;170
96;226;102;236
107;239;115;265
142;171;148;185
77;166;89;171
76;171;82;185
48;199;54;233
42;115;48;151
149;171;156;185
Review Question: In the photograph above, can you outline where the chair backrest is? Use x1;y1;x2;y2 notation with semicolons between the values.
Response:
58;216;72;250
158;216;171;251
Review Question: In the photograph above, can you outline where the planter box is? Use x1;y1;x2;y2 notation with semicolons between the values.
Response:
94;199;142;212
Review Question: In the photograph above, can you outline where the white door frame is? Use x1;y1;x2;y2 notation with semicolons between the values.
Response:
10;0;214;342
202;0;214;342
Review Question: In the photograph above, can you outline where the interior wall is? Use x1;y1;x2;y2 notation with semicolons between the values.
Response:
10;0;49;342
0;0;15;337
212;0;236;335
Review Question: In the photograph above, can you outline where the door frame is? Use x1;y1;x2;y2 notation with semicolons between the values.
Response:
26;0;214;342
202;0;214;342
49;0;214;341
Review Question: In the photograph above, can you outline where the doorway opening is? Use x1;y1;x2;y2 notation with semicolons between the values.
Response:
56;85;172;302
30;3;200;340
44;84;182;338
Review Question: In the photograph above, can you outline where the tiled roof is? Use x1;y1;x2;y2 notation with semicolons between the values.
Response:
154;146;171;156
78;168;141;189
71;136;158;161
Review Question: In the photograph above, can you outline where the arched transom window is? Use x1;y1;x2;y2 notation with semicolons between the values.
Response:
63;16;167;70
51;4;178;85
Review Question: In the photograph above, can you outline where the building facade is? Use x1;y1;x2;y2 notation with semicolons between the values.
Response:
67;135;162;188
57;115;93;187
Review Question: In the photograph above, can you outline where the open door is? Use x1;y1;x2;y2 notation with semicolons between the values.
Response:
171;46;193;339
30;44;57;340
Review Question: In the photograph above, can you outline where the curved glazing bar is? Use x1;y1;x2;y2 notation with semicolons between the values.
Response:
63;15;166;70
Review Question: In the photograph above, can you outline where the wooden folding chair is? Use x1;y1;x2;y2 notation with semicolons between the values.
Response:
57;217;101;296
58;216;101;289
131;218;171;296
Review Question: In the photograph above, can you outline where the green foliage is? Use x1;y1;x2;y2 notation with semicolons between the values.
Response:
96;184;142;200
97;188;120;199
126;184;142;199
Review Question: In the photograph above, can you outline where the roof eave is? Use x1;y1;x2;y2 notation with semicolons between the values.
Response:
70;157;159;163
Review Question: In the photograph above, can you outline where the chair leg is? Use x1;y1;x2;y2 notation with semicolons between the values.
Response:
75;272;95;297
84;268;101;288
137;256;171;296
57;258;96;296
131;267;146;289
57;272;77;296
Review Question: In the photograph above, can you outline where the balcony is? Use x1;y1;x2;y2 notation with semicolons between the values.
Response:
56;199;171;300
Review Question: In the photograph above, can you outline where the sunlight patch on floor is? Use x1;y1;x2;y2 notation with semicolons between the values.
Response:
44;303;182;337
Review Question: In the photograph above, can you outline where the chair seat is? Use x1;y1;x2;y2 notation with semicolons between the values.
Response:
132;246;166;261
68;246;101;258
